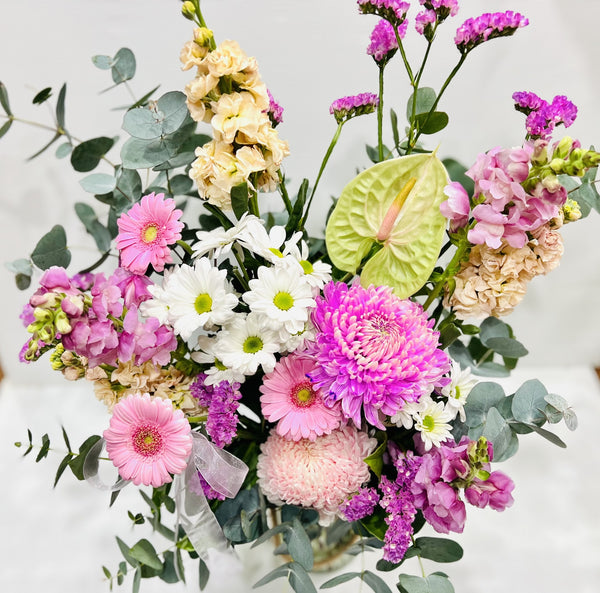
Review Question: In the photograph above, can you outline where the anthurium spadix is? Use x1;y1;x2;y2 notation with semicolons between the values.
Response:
325;152;449;298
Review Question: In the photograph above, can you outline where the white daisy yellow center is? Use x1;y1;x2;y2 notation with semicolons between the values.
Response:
273;291;294;311
243;335;263;353
195;293;213;314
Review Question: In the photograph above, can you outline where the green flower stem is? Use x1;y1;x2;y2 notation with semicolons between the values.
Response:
410;535;427;578
194;2;217;50
300;120;344;230
78;250;113;275
422;235;470;311
249;187;260;218
232;247;251;291
203;202;234;230
277;169;293;214
176;240;194;256
377;64;386;162
409;53;467;152
393;26;414;86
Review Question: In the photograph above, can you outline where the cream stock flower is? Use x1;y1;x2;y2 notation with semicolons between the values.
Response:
211;91;266;144
205;39;251;77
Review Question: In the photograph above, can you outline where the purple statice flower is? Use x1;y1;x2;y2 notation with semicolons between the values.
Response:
367;19;404;64
191;374;242;448
307;281;450;430
329;92;379;124
548;95;578;128
339;487;380;521
526;109;554;140
357;0;410;26
379;453;421;563
418;1;459;24
415;9;437;37
266;89;284;127
454;11;529;54
440;181;470;232
513;91;547;115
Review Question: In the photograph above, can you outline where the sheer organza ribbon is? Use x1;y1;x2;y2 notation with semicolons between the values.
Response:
174;431;248;560
83;437;129;492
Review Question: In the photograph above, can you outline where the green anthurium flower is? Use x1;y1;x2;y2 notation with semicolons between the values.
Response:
325;152;449;298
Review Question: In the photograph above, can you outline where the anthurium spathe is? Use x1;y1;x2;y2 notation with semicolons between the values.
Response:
325;153;449;298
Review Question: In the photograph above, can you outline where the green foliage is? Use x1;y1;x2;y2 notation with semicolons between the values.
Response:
68;435;102;480
0;81;12;115
398;573;455;593
406;87;436;121
408;537;463;563
71;136;115;172
321;571;393;593
33;87;53;105
80;172;117;194
112;48;136;84
253;561;318;593
231;182;250;220
129;539;163;571
364;432;387;478
75;202;112;252
31;225;71;270
123;91;188;139
5;257;33;290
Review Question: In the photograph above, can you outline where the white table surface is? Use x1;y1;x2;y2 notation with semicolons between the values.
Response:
1;365;599;593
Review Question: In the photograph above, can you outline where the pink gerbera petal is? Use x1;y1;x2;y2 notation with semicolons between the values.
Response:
116;192;184;275
260;353;343;441
103;393;193;487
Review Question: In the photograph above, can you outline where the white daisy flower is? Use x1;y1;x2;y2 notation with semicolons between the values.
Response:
191;335;247;385
278;240;332;291
242;264;315;334
237;219;302;264
140;276;172;325
277;319;316;354
390;396;432;430
162;258;239;340
214;313;280;376
192;213;258;260
441;360;477;422
414;400;455;451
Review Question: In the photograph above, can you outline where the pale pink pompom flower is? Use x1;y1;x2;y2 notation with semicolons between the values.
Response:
257;425;377;525
104;393;193;487
116;193;184;275
260;353;343;441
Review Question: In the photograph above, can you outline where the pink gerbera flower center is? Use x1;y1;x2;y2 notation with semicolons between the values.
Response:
132;423;164;457
291;381;316;408
142;223;160;244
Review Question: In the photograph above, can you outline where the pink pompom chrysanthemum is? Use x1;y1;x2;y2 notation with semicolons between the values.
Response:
104;393;193;487
259;353;343;441
116;192;184;275
257;425;377;525
307;281;450;429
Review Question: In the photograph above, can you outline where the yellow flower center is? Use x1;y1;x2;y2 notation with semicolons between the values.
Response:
422;414;435;432
273;291;294;311
243;336;263;354
291;381;316;408
143;224;159;243
195;293;213;315
300;260;313;274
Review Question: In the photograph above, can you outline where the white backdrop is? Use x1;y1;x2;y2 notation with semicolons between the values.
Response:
1;2;600;593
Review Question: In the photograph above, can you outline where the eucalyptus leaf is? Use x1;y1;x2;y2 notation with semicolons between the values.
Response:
512;379;548;424
463;382;505;428
253;563;291;588
320;572;360;588
112;47;136;84
0;119;12;139
132;567;141;593
129;539;163;571
121;136;172;169
0;81;12;115
398;574;455;593
526;424;567;448
80;173;117;194
116;537;140;569
362;571;394;593
33;87;52;105
288;562;318;593
31;225;71;270
92;55;114;70
75;202;112;252
492;430;519;462
6;258;33;276
71;137;114;172
479;406;512;459
406;87;436;121
56;142;72;158
414;111;449;135
68;434;101;480
413;537;463;563
286;518;313;571
483;337;528;358
169;174;194;195
56;83;67;130
158;551;179;584
15;273;31;290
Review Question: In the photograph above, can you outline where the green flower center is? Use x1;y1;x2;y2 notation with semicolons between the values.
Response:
268;247;284;258
243;335;263;353
143;224;159;243
422;414;435;432
453;385;461;400
273;291;294;311
300;260;314;275
194;293;213;315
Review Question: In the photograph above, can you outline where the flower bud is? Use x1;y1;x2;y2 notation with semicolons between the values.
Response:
530;140;548;165
37;325;55;343
562;198;582;223
63;366;85;381
552;136;573;160
549;158;565;174
194;27;214;48
33;307;53;323
181;1;196;20
541;173;561;193
54;311;72;335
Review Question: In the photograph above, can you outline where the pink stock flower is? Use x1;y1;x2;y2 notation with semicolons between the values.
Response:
308;281;450;429
465;471;515;511
116;192;184;275
104;393;193;487
257;425;377;525
260;353;343;441
440;181;470;232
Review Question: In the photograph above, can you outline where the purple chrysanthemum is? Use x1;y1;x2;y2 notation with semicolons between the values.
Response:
454;11;528;54
358;0;410;26
367;19;404;64
329;93;379;124
191;374;242;448
339;487;380;522
307;281;450;429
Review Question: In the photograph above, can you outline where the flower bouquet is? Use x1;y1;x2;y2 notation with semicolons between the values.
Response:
4;1;600;592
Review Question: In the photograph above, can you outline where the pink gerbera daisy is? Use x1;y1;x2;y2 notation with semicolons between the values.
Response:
116;192;184;275
104;393;193;487
259;353;343;441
